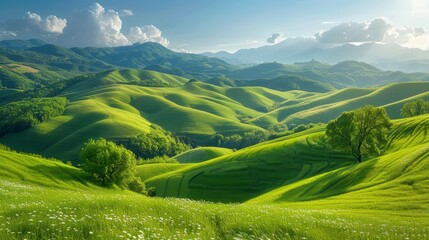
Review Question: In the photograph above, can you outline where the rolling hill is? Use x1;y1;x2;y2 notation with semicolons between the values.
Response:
2;72;429;164
168;147;233;163
145;127;356;202
247;114;429;214
0;72;301;162
145;113;429;207
251;82;429;127
2;144;426;240
228;61;429;88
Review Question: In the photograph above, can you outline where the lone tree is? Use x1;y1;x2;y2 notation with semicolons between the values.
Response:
80;138;138;189
326;105;392;163
400;98;429;117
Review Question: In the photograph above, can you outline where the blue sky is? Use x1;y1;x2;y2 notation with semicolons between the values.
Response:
0;0;428;52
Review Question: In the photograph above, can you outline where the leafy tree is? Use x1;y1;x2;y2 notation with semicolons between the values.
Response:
124;125;192;160
80;138;138;189
400;99;429;117
0;97;67;137
326;105;392;163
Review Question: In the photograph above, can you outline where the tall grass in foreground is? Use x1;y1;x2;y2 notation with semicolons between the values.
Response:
1;180;427;240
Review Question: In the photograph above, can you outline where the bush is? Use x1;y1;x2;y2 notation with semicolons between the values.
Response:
80;138;137;189
147;187;156;197
128;178;146;194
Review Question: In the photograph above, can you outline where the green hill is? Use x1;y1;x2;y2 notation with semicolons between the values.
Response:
0;147;96;190
252;82;429;127
0;79;297;162
136;163;192;181
247;114;429;213
146;113;429;207
228;61;429;88
169;147;233;163
145;127;356;202
236;75;335;92
3;79;429;164
280;82;429;125
2;145;426;240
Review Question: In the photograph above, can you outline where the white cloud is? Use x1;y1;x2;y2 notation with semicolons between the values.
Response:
60;3;128;47
0;12;67;40
119;9;134;17
127;25;169;46
267;33;285;44
59;3;169;47
315;17;425;46
24;12;67;34
402;35;429;50
0;3;169;48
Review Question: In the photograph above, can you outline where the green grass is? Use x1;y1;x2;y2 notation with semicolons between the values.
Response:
245;115;429;225
2;80;429;165
0;80;297;161
136;163;192;182
169;147;233;163
1;148;428;240
145;126;356;203
279;82;429;125
146;114;429;206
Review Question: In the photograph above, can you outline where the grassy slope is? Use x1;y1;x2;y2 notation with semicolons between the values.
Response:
67;69;189;90
1;147;428;240
0;79;297;162
251;82;429;127
169;147;233;163
247;115;429;214
2;80;429;163
146;114;429;207
136;163;192;182
145;127;356;203
0;149;97;190
281;82;429;125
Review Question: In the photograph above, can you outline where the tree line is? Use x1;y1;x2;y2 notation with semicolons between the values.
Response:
0;97;67;137
122;124;192;161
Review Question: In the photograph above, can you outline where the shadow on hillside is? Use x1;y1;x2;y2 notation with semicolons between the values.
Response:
273;158;377;203
27;163;92;188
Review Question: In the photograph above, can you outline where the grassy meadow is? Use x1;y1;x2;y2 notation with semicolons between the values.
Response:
1;147;428;240
1;68;429;239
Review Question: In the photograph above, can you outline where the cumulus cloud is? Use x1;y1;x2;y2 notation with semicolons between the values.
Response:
60;3;128;47
60;3;169;47
0;12;66;40
315;17;425;45
0;3;169;48
127;25;169;46
267;33;284;44
23;12;67;33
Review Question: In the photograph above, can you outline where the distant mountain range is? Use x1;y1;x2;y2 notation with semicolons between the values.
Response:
0;39;237;80
1;39;429;93
202;38;429;73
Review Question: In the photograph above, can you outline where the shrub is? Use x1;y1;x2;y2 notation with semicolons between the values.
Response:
80;138;137;189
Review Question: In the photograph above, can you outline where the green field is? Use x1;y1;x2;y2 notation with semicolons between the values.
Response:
2;74;429;163
1;66;429;239
1;113;428;239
